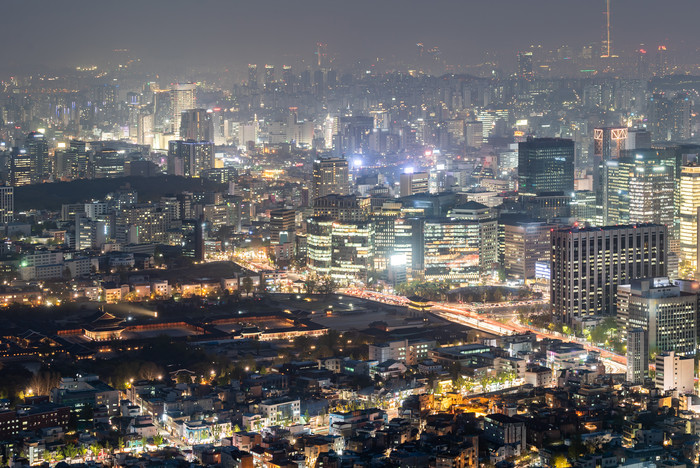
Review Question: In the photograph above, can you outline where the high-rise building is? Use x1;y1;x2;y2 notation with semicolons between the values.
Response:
626;328;648;385
618;277;696;357
518;138;574;196
312;157;349;199
594;127;628;161
25;131;49;182
10;149;33;187
180;109;214;142
264;65;275;89
167;140;215;177
516;51;534;80
449;202;498;275
248;64;258;90
655;351;694;393
680;163;700;274
625;129;652;150
503;218;555;282
306;217;374;283
399;171;430;197
603;150;675;226
551;224;667;329
0;187;14;224
270;209;295;245
465;121;483;149
170;83;196;135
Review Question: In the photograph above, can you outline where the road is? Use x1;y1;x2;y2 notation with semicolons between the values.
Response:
341;289;627;374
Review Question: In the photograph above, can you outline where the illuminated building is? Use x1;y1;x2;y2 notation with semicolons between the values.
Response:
307;217;333;276
313;194;368;221
312;157;349;199
92;148;125;178
270;208;295;245
399;171;430;197
331;221;373;283
115;204;170;245
0;187;14;224
551;224;667;329
594;127;628;223
10;149;33;187
167;140;214;177
306;217;373;283
465;121;483;149
570;191;597;225
503;218;555;282
170;83;196;135
419;218;482;284
626;328;647;384
516;51;534;80
449;202;498;275
603;150;675;226
617;277;696;357
518;138;574;197
679;164;700;274
656;351;694;393
24;131;49;182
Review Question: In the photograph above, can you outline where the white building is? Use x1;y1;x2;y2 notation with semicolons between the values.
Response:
656;351;694;394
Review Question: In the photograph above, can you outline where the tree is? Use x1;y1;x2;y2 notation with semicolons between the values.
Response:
553;454;571;468
241;277;254;296
29;370;61;396
319;276;337;296
139;361;163;381
303;274;318;295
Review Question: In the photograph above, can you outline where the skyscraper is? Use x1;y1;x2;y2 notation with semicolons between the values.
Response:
312;157;350;199
626;328;648;384
603;150;675;226
0;187;14;224
617;277;697;357
517;138;574;197
270;208;296;245
25;131;49;182
180;109;214;142
679;163;700;275
170;83;196;134
248;64;258;90
551;224;667;329
399;171;430;197
167;140;215;177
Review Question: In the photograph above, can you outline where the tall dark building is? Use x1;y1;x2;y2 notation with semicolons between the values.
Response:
551;224;667;329
270;208;296;245
518;138;574;197
25;131;48;182
180;109;214;142
167;140;215;178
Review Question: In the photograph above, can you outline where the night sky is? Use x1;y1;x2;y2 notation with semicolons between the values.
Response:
1;0;697;72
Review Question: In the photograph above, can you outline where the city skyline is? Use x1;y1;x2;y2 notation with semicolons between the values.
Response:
2;0;699;74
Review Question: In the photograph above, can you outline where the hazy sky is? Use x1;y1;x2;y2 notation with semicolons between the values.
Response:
1;0;697;72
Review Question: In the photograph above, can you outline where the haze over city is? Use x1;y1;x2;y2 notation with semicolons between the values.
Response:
1;1;700;467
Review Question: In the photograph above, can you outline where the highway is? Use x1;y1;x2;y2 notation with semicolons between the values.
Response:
342;289;627;374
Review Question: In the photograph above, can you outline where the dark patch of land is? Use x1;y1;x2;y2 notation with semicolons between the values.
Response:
15;176;227;211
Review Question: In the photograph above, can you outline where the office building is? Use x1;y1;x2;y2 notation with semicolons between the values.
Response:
503;218;554;282
656;351;694;394
420;218;485;284
10;149;33;187
270;208;295;245
312;157;349;199
617;277;696;357
680;164;700;275
465;121;483;149
626;328;648;384
306;217;373;283
449;202;498;275
170;83;196;134
594;127;628;162
518;138;574;196
399;171;430;197
25;131;49;182
180;109;214;142
248;64;258;89
0;187;14;224
604;150;675;226
551;224;667;329
167;140;215;177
